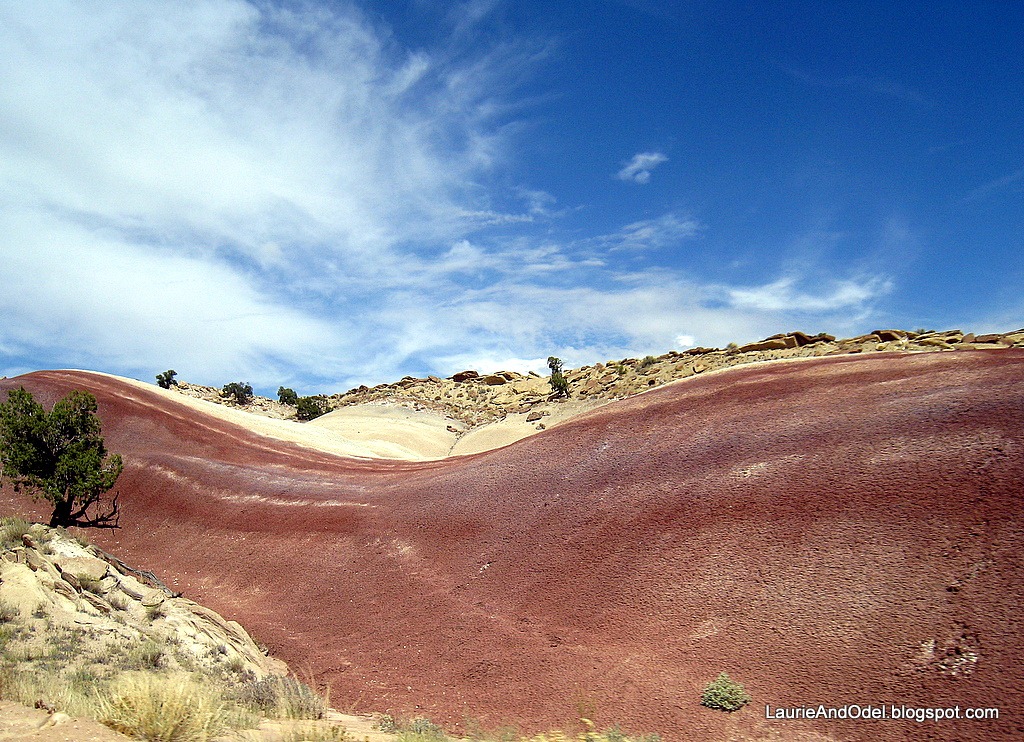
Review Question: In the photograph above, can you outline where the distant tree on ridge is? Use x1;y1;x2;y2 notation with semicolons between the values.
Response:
156;370;178;389
221;382;253;405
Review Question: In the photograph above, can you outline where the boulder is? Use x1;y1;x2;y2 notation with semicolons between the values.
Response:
872;329;909;343
739;339;789;352
847;334;882;345
52;579;78;600
25;549;44;572
116;579;145;600
80;591;112;615
56;555;109;582
483;375;507;386
451;370;480;383
526;411;544;422
141;589;165;608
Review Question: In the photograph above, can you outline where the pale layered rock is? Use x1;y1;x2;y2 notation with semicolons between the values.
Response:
0;525;288;681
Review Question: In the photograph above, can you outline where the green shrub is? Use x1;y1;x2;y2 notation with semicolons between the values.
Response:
156;370;178;389
274;676;326;720
295;397;327;421
640;355;657;368
409;717;443;735
547;357;569;398
221;382;253;405
278;387;299;406
700;672;750;712
119;640;164;671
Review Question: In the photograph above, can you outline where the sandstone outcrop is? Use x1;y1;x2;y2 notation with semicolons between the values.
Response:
317;327;1024;427
160;328;1024;434
0;523;286;684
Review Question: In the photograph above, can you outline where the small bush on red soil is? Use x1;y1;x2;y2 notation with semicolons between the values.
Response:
700;672;750;711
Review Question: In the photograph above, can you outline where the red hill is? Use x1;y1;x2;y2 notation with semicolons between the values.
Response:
2;350;1022;740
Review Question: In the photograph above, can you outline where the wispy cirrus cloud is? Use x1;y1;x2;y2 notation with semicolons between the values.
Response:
617;151;668;183
728;275;892;313
782;66;930;105
965;168;1024;202
597;213;701;250
0;0;541;386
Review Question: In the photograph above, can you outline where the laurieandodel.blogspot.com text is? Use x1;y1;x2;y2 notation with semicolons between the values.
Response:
765;704;1000;723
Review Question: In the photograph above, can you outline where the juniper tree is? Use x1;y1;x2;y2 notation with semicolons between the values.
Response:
547;356;570;398
155;370;177;389
0;388;122;528
221;382;253;405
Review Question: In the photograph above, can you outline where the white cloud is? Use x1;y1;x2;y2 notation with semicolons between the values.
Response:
0;201;341;385
0;0;540;388
598;213;701;250
727;276;891;313
418;268;890;375
617;151;668;183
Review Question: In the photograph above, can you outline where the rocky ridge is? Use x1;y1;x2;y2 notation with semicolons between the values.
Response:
173;327;1024;428
0;521;286;687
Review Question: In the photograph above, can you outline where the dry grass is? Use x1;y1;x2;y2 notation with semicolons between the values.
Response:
519;719;660;742
232;674;327;719
0;663;100;718
280;721;351;741
96;672;228;742
0;516;32;548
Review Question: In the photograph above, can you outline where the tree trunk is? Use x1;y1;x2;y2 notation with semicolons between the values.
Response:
48;497;73;528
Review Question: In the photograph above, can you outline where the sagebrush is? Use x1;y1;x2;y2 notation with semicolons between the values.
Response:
700;672;750;712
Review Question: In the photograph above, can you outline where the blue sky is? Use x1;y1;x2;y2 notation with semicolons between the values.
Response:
1;0;1021;395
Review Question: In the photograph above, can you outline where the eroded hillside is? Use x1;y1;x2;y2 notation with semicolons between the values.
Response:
2;347;1021;741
